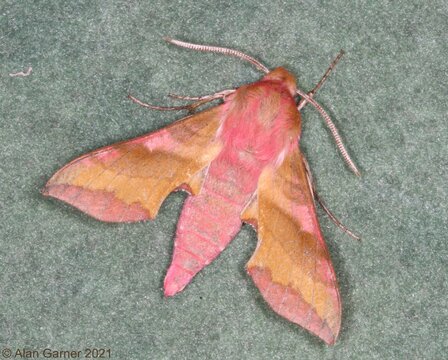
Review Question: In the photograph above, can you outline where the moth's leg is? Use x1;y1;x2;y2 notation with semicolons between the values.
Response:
297;50;344;110
302;156;361;241
128;88;234;113
168;89;236;102
128;94;196;111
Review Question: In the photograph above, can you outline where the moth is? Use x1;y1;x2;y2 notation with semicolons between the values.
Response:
43;38;360;345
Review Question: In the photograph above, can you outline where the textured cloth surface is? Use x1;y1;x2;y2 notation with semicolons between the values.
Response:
1;1;446;359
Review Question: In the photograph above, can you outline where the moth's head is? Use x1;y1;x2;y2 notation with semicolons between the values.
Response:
263;67;297;97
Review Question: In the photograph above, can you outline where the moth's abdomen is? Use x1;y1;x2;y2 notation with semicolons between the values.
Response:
163;157;255;297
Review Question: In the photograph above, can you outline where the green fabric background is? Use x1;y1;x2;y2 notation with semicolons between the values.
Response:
1;1;446;359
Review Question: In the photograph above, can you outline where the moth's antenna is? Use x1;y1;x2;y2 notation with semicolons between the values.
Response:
296;50;360;176
297;88;360;176
164;37;270;74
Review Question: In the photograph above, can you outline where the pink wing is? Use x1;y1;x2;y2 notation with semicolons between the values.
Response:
43;106;223;222
244;147;341;345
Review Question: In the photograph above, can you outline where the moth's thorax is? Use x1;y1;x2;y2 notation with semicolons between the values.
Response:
262;67;298;97
219;71;301;171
